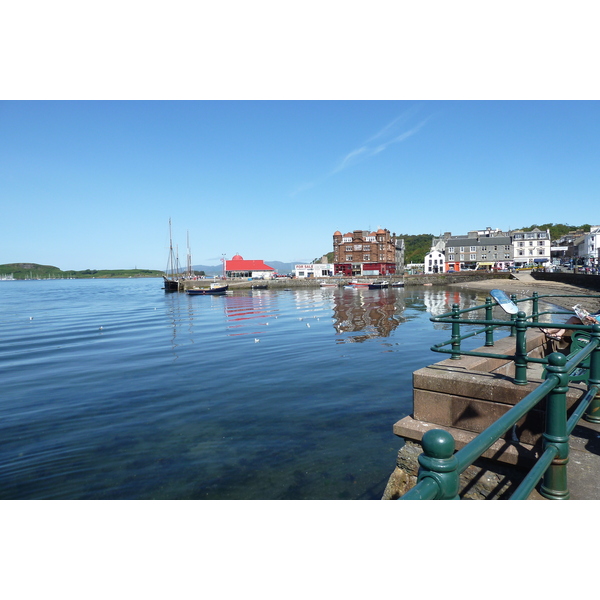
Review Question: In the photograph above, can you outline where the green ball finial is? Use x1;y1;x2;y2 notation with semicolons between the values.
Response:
422;429;455;459
548;352;568;367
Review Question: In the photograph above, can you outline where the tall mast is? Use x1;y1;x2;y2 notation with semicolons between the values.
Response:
166;218;175;277
187;230;192;277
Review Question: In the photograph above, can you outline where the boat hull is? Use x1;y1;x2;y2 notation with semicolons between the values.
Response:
187;285;229;296
163;277;179;292
368;281;389;289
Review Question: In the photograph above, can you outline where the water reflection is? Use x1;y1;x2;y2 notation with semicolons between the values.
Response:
331;288;406;342
224;291;281;337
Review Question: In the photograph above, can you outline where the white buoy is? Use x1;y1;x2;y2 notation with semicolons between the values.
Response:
254;338;260;343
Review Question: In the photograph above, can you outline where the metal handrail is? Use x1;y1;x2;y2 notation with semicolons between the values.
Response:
399;292;600;500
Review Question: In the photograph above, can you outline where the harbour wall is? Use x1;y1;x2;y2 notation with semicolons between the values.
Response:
177;272;512;291
531;271;600;292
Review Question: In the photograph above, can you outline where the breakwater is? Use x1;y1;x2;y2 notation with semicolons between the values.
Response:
176;272;512;292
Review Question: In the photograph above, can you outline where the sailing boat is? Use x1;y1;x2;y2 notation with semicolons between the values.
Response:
163;219;180;292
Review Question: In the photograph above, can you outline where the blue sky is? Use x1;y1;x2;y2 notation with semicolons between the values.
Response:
2;100;599;270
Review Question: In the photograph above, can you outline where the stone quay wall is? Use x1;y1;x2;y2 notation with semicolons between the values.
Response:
177;272;512;291
531;271;600;292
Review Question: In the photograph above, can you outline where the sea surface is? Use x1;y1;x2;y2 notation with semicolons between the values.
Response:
1;278;527;500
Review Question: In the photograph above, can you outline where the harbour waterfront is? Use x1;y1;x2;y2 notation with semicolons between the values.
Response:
1;278;538;500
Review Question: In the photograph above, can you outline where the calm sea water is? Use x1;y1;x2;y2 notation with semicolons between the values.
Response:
1;278;514;500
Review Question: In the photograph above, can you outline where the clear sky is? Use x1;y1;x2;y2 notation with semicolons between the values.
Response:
2;4;599;272
2;100;599;270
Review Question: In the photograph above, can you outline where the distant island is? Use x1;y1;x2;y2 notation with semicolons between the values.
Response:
0;263;166;280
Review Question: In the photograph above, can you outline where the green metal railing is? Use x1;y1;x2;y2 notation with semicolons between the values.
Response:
399;292;600;500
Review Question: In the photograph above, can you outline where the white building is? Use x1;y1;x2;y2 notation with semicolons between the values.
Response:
576;226;600;266
424;250;446;274
294;264;334;278
511;228;551;268
424;236;447;274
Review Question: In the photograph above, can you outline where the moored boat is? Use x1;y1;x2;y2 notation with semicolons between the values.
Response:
187;284;229;296
368;281;389;289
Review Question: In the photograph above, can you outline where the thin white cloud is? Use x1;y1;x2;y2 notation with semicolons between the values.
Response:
289;108;433;196
331;114;431;175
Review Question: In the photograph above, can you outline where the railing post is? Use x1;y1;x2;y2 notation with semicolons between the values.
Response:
450;303;461;359
510;294;518;337
540;352;570;500
585;324;600;423
485;297;494;346
514;311;529;385
532;292;539;322
417;429;460;500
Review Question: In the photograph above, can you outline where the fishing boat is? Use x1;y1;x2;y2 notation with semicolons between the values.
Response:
368;281;389;289
349;280;370;288
391;281;405;288
187;284;229;296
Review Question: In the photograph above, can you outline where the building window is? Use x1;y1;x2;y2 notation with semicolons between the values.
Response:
346;255;352;261
470;254;476;260
448;254;455;260
470;246;476;252
363;254;370;261
460;247;465;252
447;247;454;253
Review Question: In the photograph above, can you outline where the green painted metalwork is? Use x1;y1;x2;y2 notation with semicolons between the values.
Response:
485;297;494;346
399;292;600;500
540;353;570;499
585;326;600;423
514;311;529;385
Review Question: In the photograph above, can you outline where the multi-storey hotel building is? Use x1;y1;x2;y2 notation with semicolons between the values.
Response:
333;229;405;277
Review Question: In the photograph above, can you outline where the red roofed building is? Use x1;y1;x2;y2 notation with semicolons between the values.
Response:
225;254;276;279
